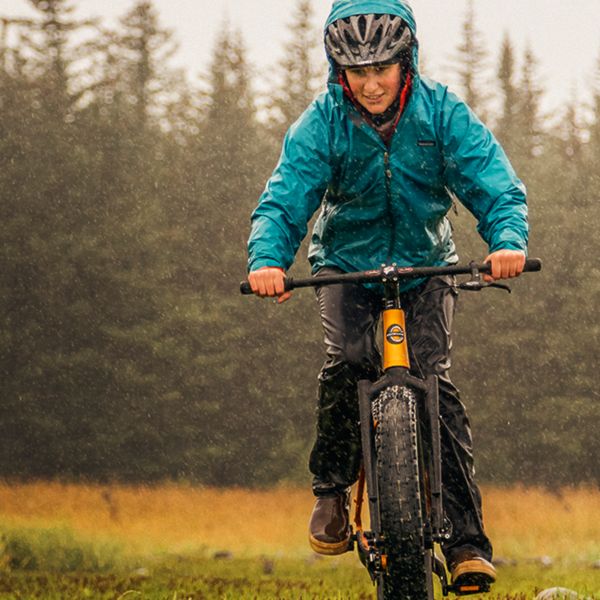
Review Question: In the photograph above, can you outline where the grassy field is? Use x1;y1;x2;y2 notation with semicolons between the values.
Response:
0;483;599;598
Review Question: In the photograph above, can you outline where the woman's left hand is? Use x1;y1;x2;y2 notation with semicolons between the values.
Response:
483;249;526;282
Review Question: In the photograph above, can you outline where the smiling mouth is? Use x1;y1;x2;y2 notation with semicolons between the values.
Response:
364;95;384;102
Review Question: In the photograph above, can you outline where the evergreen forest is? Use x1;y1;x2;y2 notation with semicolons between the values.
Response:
1;0;599;488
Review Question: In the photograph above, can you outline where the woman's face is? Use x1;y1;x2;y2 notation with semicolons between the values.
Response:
344;63;402;114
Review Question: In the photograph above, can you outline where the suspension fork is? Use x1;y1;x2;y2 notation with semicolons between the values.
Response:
358;379;381;534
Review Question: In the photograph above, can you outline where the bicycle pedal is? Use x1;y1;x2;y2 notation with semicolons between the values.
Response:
449;582;491;596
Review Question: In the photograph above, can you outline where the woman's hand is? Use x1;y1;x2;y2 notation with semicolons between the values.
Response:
483;249;526;282
248;267;292;303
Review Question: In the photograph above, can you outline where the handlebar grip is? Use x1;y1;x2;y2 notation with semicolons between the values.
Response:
483;257;542;274
240;281;253;295
240;278;295;295
524;258;542;272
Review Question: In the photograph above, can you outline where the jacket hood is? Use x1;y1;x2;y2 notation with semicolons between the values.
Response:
324;0;419;84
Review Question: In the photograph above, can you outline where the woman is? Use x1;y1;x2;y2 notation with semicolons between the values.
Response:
247;0;528;586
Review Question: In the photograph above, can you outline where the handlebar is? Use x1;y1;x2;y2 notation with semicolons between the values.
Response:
240;258;542;295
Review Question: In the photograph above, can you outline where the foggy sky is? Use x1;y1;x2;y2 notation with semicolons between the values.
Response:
2;0;599;116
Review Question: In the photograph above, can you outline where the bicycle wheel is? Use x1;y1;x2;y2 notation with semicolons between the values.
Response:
374;385;433;600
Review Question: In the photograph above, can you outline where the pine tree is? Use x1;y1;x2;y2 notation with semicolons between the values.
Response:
561;93;584;163
199;22;267;271
580;49;600;224
0;0;190;481
513;44;544;175
72;3;193;481
268;0;324;140
117;0;176;130
177;22;323;486
24;0;99;118
0;0;102;477
589;49;600;159
176;23;273;484
453;0;490;119
495;33;520;158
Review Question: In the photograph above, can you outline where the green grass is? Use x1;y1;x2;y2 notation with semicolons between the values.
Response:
1;551;599;599
0;524;123;573
0;523;599;598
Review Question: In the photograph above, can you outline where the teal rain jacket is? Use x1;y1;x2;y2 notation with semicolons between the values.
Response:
248;0;528;290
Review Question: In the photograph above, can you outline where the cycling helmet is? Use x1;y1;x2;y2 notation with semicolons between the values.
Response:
325;13;413;69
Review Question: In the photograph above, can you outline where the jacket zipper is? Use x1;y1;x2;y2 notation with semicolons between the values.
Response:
384;151;396;263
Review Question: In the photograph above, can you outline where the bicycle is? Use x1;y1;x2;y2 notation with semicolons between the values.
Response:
241;258;542;599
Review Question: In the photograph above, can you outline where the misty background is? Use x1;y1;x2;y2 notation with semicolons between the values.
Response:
0;0;599;488
3;0;600;114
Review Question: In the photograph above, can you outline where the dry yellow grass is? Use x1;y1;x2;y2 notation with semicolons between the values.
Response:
0;482;315;556
0;482;598;562
483;485;600;562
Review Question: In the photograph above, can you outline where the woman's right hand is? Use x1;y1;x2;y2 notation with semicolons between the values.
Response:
248;267;292;304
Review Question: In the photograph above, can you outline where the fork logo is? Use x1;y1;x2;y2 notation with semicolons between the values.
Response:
386;324;405;344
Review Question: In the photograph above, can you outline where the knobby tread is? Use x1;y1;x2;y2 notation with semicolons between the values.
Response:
375;385;431;600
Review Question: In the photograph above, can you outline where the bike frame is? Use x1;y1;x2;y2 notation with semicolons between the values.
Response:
241;259;542;598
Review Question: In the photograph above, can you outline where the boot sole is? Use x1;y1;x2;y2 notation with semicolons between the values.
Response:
308;533;352;556
452;559;497;584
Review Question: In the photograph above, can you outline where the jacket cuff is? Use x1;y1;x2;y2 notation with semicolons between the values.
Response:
247;258;286;273
488;240;528;255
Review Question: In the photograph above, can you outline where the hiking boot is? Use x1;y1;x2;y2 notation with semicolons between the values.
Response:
308;490;352;555
449;550;497;587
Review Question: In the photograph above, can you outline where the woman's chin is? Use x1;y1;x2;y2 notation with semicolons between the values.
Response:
362;103;385;114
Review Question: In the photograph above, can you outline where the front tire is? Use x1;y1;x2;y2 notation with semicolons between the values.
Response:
374;385;432;600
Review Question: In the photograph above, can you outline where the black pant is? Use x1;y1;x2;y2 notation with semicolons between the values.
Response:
308;268;493;564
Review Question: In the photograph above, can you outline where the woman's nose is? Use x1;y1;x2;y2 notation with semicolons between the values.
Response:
363;73;381;93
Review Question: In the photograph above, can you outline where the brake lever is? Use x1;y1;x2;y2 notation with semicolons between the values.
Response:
457;281;512;294
489;282;512;293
